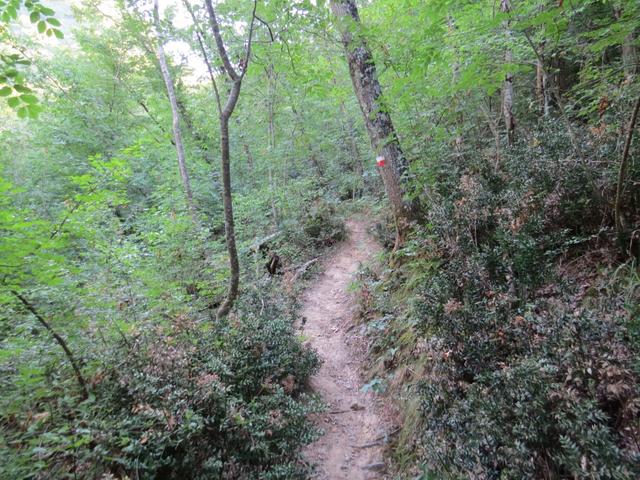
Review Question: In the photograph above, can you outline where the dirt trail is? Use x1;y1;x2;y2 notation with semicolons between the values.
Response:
301;217;391;479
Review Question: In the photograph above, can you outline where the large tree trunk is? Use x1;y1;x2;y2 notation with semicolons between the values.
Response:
330;0;411;248
501;0;516;145
153;0;196;219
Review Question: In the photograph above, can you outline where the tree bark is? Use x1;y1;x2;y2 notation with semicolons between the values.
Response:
622;32;638;82
614;96;640;240
242;141;254;173
217;114;240;318
202;0;257;319
330;0;411;248
153;0;196;219
501;0;516;144
339;101;363;198
448;16;464;157
535;41;551;117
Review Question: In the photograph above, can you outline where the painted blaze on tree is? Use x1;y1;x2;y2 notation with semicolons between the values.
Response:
330;0;412;248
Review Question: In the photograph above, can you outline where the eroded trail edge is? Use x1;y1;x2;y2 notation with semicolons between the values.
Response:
301;218;391;479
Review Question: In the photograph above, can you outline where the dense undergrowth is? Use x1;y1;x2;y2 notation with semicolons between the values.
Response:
359;119;640;478
3;0;640;478
1;182;345;479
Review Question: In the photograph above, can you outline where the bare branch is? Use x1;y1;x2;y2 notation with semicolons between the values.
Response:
241;0;259;79
255;14;274;42
182;0;222;115
11;290;89;400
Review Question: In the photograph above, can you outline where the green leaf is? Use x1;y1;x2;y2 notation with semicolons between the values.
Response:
37;20;46;33
52;28;63;39
13;84;32;93
21;94;38;104
7;96;20;108
47;17;61;27
30;11;39;23
16;106;28;118
27;104;43;118
0;86;11;97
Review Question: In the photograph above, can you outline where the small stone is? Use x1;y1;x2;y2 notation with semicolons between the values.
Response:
350;402;365;411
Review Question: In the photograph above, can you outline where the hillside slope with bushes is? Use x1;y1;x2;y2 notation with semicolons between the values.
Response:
1;0;639;479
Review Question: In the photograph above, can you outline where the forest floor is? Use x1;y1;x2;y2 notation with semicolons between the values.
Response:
301;217;394;479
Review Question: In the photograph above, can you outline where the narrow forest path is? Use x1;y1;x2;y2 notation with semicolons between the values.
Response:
301;217;392;479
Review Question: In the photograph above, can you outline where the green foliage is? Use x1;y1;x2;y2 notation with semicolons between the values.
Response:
353;0;640;477
298;199;346;248
1;310;320;479
2;0;640;478
360;105;640;476
0;0;62;115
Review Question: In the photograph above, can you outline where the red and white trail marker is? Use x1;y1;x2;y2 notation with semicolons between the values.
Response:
376;156;386;167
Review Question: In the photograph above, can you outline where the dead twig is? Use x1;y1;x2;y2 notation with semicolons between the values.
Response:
290;258;319;283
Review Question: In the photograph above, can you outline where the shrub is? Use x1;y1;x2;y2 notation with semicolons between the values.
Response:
298;199;346;248
361;122;640;479
0;312;320;480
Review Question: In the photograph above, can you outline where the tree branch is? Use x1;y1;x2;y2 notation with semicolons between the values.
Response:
182;0;222;116
241;0;259;80
11;290;89;400
254;14;274;42
203;0;240;81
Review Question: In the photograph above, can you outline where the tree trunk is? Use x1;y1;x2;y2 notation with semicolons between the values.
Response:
501;0;516;144
338;100;363;198
293;107;325;178
536;61;552;117
614;96;640;242
266;64;277;150
622;31;638;83
535;41;551;117
242;141;254;173
153;0;196;219
448;16;464;157
216;112;240;318
330;0;411;248
202;0;257;319
268;162;280;227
